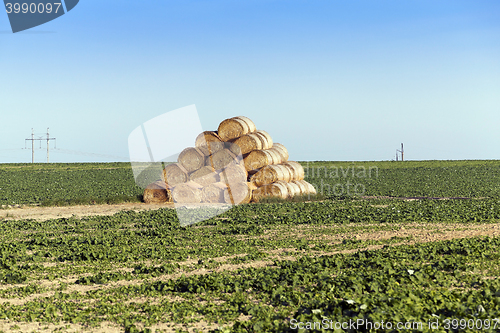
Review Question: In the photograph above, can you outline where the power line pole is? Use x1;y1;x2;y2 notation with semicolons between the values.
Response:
46;128;52;163
25;129;56;163
396;143;404;162
31;128;34;164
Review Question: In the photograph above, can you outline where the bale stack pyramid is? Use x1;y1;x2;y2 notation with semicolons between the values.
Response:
143;116;316;204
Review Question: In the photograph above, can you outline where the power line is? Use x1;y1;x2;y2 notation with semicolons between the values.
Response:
25;128;56;163
50;148;129;161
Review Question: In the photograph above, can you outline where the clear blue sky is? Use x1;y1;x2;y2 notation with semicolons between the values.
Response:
1;0;499;163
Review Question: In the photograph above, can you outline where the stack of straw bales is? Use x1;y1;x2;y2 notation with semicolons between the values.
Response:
143;116;316;204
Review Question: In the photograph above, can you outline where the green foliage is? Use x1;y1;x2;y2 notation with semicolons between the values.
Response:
2;160;500;206
304;160;500;199
0;162;143;205
1;161;500;331
0;199;499;331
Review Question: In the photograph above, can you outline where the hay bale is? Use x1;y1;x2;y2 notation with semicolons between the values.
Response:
230;133;263;155
283;161;305;180
195;131;225;156
243;149;274;172
224;182;254;204
272;143;289;162
248;182;258;192
220;163;250;204
172;181;203;203
189;166;219;187
251;182;288;202
280;181;301;199
220;163;248;185
294;180;317;195
217;116;256;141
255;130;273;149
243;144;288;172
236;116;257;133
161;163;188;186
230;130;273;155
281;165;293;182
143;180;173;203
250;164;292;186
178;147;205;173
206;149;239;172
291;180;307;195
201;182;227;203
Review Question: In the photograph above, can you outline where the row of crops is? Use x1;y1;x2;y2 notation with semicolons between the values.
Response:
1;160;500;206
1;199;500;332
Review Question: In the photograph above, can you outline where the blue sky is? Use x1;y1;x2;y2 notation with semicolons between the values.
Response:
1;0;499;163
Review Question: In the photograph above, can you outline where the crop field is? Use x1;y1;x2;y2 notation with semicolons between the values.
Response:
0;161;500;332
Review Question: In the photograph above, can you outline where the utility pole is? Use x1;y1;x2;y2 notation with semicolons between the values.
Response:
47;128;50;163
396;143;404;162
25;129;56;163
31;128;34;164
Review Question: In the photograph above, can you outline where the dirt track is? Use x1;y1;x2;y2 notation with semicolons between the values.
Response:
0;202;175;222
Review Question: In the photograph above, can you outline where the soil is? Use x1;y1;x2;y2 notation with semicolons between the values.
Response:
0;202;175;222
1;201;499;332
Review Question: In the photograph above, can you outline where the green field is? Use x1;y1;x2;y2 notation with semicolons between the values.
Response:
0;163;143;207
0;161;500;332
1;160;500;206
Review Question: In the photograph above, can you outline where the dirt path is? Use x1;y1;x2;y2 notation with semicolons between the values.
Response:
0;202;175;221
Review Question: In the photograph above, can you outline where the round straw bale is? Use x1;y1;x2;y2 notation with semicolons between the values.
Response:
272;143;289;162
243;148;280;172
251;186;266;202
172;181;203;203
161;163;188;186
143;181;173;204
264;148;283;164
225;140;241;156
198;141;225;157
250;164;291;186
224;182;253;205
252;185;269;202
189;166;220;187
243;150;268;172
284;161;305;180
254;130;273;149
296;180;317;194
268;181;289;198
251;182;288;202
248;182;258;192
206;149;239;172
178;147;205;173
195;131;225;156
217;116;255;141
252;132;269;150
291;180;307;195
195;131;221;147
220;163;248;185
279;164;292;182
281;181;301;199
235;116;256;133
201;182;227;203
230;133;263;155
